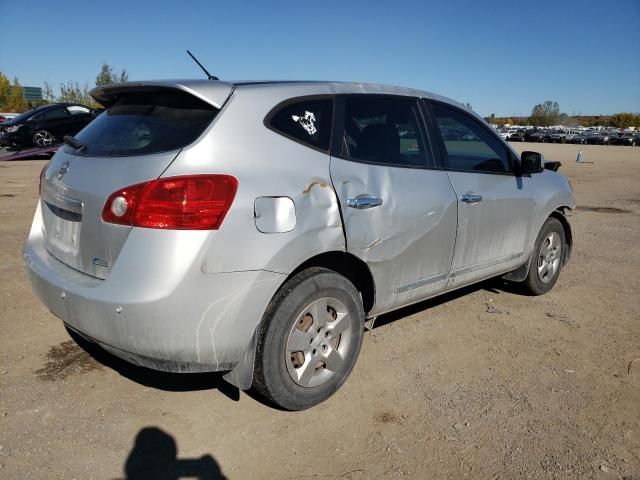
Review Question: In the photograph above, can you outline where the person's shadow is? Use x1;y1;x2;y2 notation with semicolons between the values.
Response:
122;427;226;480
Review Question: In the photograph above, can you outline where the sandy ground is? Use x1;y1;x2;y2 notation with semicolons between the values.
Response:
0;143;639;479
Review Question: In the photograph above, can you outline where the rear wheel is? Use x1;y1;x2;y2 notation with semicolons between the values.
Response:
252;268;365;410
33;130;54;147
519;217;565;295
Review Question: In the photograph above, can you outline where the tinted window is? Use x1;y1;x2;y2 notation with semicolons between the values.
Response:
269;98;333;151
42;108;70;120
431;103;511;173
71;90;218;157
342;97;429;167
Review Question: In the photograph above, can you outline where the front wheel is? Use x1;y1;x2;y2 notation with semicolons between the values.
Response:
519;217;566;295
252;268;365;410
33;130;55;147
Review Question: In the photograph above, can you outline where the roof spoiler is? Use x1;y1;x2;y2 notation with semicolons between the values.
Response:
90;81;234;109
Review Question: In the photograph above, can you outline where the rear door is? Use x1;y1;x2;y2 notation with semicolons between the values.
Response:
329;95;458;314
426;100;535;288
40;86;230;279
39;106;73;138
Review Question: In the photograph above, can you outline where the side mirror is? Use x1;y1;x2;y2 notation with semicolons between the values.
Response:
520;151;544;174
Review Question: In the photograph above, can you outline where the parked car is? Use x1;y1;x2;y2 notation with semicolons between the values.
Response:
0;103;99;148
508;129;527;142
528;130;549;142
586;132;612;145
569;132;589;144
24;80;575;410
609;132;639;146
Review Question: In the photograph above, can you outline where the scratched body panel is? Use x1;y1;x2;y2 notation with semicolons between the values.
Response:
330;158;458;314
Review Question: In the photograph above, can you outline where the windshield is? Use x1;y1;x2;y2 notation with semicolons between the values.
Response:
70;90;218;157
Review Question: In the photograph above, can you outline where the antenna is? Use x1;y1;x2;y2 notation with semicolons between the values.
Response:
186;50;218;81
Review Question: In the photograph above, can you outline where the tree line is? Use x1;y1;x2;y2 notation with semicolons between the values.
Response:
487;100;640;128
0;63;128;113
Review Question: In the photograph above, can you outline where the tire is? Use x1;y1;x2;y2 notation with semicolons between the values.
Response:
33;129;55;147
252;267;365;410
519;217;566;295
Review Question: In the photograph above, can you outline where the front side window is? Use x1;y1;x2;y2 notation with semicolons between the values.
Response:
269;98;333;151
431;103;511;174
341;96;429;168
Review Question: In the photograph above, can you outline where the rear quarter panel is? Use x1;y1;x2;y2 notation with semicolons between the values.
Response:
162;84;346;275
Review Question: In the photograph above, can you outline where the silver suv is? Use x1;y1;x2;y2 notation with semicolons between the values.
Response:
24;80;575;410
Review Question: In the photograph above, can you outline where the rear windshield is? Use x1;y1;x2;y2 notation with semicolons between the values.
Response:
69;90;218;157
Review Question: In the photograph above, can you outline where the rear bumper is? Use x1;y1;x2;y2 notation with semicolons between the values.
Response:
23;203;286;372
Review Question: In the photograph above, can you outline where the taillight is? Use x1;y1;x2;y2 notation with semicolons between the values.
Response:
102;175;238;230
39;163;48;196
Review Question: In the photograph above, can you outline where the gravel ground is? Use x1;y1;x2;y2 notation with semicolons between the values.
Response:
0;143;639;479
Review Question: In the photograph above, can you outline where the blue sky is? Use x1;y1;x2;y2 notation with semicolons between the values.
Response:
1;0;638;116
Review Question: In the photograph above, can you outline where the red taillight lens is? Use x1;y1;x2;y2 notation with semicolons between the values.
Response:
102;175;238;230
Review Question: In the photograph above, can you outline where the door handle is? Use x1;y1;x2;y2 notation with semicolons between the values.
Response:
461;193;483;204
347;195;383;209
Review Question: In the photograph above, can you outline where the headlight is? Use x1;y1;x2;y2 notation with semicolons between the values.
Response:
6;125;21;133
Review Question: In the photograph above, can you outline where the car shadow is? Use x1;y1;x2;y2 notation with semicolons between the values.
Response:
66;327;240;401
116;426;226;480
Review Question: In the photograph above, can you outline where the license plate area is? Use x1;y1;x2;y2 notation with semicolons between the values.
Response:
43;201;82;258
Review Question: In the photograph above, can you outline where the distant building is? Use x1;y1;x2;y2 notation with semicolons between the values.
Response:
21;86;43;102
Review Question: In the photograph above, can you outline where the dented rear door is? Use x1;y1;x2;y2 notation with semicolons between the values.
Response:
329;95;458;314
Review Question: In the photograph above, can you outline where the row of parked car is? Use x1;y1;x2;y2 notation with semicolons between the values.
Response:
499;128;640;146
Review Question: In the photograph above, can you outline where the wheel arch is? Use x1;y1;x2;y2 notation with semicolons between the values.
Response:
286;251;376;315
550;207;573;265
503;207;573;282
223;250;376;391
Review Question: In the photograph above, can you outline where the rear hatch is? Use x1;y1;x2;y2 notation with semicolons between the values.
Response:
39;81;233;279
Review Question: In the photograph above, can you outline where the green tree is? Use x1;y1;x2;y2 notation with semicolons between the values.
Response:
58;81;95;106
529;100;560;126
0;72;11;109
42;81;56;103
95;62;128;86
5;77;28;112
610;112;640;128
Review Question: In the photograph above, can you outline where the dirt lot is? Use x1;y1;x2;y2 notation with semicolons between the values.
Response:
0;143;639;479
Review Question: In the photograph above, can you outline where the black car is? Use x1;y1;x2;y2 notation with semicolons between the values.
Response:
528;130;549;142
569;133;589;144
508;129;527;141
609;132;639;146
0;103;99;148
586;132;612;145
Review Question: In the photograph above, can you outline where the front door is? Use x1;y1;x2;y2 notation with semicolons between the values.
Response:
427;101;535;287
329;95;458;314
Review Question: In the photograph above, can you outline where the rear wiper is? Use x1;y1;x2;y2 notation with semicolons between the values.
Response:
63;135;85;151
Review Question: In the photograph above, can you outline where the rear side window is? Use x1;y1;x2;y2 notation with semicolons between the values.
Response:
341;96;430;168
431;103;511;174
71;90;218;157
268;98;333;151
42;108;70;120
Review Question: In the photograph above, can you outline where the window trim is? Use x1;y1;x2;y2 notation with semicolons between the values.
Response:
263;94;335;154
424;99;519;176
331;94;436;170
